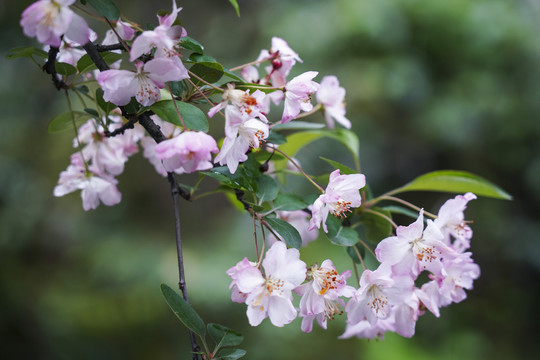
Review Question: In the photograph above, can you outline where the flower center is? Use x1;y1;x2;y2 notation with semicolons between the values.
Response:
309;266;340;295
329;199;352;218
367;285;389;317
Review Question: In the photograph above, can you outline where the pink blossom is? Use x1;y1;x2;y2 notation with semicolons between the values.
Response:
308;169;366;233
316;75;351;129
226;257;259;304
20;0;91;47
154;131;218;173
375;210;450;277
257;37;303;87
215;106;269;174
129;0;186;61
97;58;188;106
434;192;477;252
229;241;306;327
208;84;268;122
295;260;355;332
282;71;320;123
140;115;182;176
344;264;419;337
54;154;121;211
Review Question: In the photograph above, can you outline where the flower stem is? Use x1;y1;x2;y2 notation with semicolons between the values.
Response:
167;82;188;129
362;208;398;229
187;70;224;92
267;145;325;193
229;58;268;72
377;195;437;219
352;244;367;271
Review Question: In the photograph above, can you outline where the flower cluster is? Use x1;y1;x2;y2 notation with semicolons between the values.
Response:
228;193;480;339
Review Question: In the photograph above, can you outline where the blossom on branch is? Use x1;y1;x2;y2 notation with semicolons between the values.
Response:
97;58;188;106
282;71;320;123
154;131;218;173
316;75;351;129
20;0;91;47
308;170;366;233
227;241;306;327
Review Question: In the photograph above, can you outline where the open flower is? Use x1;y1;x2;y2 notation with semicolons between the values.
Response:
295;260;355;332
154;131;218;173
434;192;477;252
97;58;188;106
228;241;306;327
316;75;351;129
20;0;91;47
282;71;320;123
308;169;366;233
215;106;269;173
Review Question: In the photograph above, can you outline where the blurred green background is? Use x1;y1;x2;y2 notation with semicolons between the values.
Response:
1;0;539;358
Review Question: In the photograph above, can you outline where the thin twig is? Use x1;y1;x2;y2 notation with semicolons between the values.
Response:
352;244;367;271
363;208;398;229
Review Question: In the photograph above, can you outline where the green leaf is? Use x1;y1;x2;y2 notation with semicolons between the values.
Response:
203;166;257;192
319;157;356;175
150;100;209;132
395;170;512;200
223;68;243;82
264;217;302;249
217;348;246;360
160;284;206;339
256;175;279;202
76;52;123;73
360;207;393;244
180;37;204;53
55;62;77;75
228;0;241;17
272;121;326;131
273;194;308;211
188;54;224;84
168;81;185;98
86;0;120;20
48;111;93;133
6;46;48;60
208;323;243;348
266;130;287;145
325;216;358;246
84;108;100;117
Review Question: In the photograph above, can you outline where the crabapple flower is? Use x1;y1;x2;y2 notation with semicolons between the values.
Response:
140;116;182;176
20;0;91;47
54;154;121;211
344;264;419;337
226;257;259;304
316;75;351;129
208;84;268;122
308;169;366;233
295;260;355;332
266;210;319;247
434;192;477;252
228;241;306;327
97;57;188;106
129;0;186;61
215;106;269;173
257;37;303;87
154;131;218;173
375;210;449;277
282;71;320;123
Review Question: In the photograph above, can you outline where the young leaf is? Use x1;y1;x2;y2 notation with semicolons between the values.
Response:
395;170;512;200
160;284;206;339
6;46;48;60
264;217;302;249
96;88;117;114
359;207;393;244
150;100;209;132
273;194;308;211
180;37;205;53
207;323;243;347
228;0;241;17
256;175;279;202
381;205;420;220
223;68;244;82
325;216;358;246
217;348;246;360
86;0;120;20
272;121;325;131
48;111;94;133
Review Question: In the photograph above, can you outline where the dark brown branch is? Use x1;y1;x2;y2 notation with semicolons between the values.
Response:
95;43;126;52
81;40;198;358
43;46;68;90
